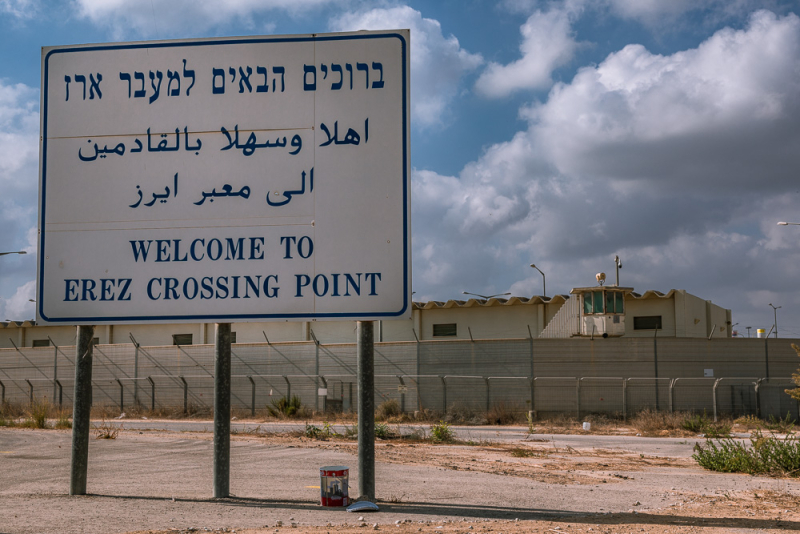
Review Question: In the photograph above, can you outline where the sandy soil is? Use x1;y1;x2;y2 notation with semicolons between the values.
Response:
2;424;800;534
130;430;800;533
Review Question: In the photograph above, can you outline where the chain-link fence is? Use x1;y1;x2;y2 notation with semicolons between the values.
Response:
1;337;799;420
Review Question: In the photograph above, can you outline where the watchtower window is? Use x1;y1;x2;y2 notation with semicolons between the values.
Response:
583;291;624;315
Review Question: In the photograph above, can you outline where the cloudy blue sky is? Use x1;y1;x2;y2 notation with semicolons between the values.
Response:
1;0;800;337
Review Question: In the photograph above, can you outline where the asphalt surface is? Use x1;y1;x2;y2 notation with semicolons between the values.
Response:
105;419;704;457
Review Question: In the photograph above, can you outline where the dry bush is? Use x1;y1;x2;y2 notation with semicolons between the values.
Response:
531;413;579;432
93;419;120;439
487;402;526;425
629;409;688;435
376;399;401;420
20;397;52;429
442;403;487;425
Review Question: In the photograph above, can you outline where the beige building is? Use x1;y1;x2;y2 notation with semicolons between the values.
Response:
0;285;731;348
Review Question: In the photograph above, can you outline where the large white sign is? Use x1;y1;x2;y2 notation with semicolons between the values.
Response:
38;31;411;324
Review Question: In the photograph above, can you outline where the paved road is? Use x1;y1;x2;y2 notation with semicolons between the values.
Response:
106;418;715;457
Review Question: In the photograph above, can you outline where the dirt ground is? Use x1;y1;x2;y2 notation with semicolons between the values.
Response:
132;433;800;533
2;423;800;534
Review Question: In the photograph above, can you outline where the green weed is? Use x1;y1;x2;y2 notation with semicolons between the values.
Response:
693;430;800;476
766;413;796;433
430;421;454;443
267;395;303;418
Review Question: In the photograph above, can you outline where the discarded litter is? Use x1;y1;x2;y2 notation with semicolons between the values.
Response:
320;466;349;507
347;500;380;513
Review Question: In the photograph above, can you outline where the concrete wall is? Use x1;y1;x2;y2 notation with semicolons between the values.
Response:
625;298;676;337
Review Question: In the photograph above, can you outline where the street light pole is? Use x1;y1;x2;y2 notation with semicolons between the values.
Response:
0;251;27;256
529;264;546;297
769;303;781;339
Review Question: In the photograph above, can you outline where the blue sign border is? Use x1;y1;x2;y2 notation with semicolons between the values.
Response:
39;33;410;323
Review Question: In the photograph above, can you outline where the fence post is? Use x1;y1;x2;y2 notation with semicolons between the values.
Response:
712;378;722;422
653;329;659;411
115;378;123;412
622;378;627;422
283;375;291;400
414;329;421;411
530;378;536;420
147;376;155;411
247;376;256;416
26;379;33;404
528;326;535;415
764;338;770;380
179;376;188;414
669;379;675;413
133;341;139;406
319;376;328;414
485;377;491;413
312;331;320;412
56;380;62;407
53;344;58;404
440;376;447;414
397;376;406;413
754;378;762;419
576;378;581;420
0;379;4;403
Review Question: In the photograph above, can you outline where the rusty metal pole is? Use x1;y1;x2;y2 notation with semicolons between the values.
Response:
214;323;231;498
357;321;375;501
70;325;95;496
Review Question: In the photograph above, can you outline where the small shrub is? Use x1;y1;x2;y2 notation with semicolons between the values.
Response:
630;409;686;434
766;413;796;433
703;421;732;438
376;399;401;420
267;395;303;418
734;415;761;429
374;421;394;439
305;421;336;439
694;429;800;476
54;410;72;429
510;447;538;458
487;402;523;425
343;424;358;439
94;420;120;439
526;411;535;434
430;421;454;443
22;397;51;429
682;412;712;433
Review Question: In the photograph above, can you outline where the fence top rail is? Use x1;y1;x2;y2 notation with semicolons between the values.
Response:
442;375;486;380
625;377;673;383
580;376;624;381
533;376;577;381
487;376;530;380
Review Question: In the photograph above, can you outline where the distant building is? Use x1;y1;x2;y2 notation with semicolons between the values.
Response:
0;282;731;348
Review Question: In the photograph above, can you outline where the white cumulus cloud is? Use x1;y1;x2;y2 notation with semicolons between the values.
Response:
475;7;580;97
330;6;483;127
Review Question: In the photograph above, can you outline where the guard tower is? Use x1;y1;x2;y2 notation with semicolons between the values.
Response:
570;271;633;338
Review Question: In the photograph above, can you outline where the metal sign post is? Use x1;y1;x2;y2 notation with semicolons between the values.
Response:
213;323;232;498
357;321;375;501
70;325;94;495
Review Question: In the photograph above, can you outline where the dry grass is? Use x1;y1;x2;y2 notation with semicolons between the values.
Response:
629;409;691;436
93;419;120;439
487;402;526;425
